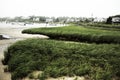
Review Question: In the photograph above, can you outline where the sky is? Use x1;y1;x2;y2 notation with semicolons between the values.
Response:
0;0;120;18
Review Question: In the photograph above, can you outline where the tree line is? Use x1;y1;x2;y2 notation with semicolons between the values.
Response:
0;16;105;24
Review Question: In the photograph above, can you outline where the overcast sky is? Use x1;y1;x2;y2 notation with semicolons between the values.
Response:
0;0;120;18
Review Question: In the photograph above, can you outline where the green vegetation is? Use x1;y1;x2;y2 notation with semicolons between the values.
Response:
22;26;120;44
3;24;120;80
3;39;120;80
86;23;120;29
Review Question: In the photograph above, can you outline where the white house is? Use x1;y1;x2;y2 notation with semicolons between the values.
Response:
112;17;120;23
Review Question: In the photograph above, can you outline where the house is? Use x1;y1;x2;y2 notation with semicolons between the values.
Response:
94;18;107;22
112;17;120;23
106;15;120;24
45;18;53;23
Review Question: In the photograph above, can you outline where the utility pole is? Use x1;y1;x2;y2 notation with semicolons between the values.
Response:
91;13;94;23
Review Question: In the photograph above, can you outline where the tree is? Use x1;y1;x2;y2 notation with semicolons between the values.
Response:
55;18;60;22
106;17;112;24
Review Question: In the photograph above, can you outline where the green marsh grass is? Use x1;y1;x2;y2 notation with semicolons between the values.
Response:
3;39;120;80
22;26;120;44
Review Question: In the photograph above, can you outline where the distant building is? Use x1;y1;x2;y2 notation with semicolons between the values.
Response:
112;17;120;23
45;18;53;23
94;18;107;22
33;18;39;22
106;15;120;24
66;18;75;22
